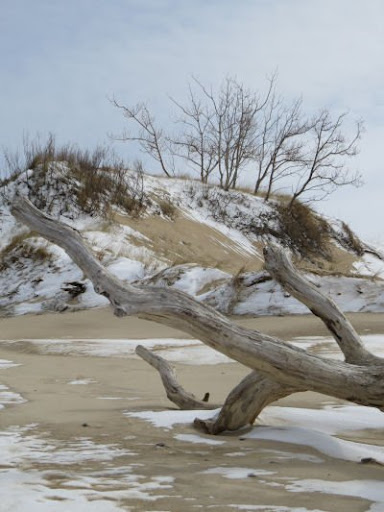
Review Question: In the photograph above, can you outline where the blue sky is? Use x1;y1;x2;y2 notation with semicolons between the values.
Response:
1;0;383;239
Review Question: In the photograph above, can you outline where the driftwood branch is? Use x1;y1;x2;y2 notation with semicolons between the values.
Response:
194;371;301;434
136;345;295;433
135;345;218;410
10;196;384;433
136;346;301;433
264;246;378;364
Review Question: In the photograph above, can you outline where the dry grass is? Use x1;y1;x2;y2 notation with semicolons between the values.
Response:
231;266;246;289
0;232;52;270
158;198;177;219
340;222;365;256
236;185;256;195
0;232;30;256
1;134;148;218
276;199;331;259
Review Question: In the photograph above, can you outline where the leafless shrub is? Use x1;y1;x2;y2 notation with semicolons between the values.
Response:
110;100;174;177
276;199;331;259
287;111;363;205
205;188;233;221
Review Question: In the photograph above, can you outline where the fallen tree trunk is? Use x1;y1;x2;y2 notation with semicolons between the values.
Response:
135;345;300;433
11;196;384;434
194;371;300;434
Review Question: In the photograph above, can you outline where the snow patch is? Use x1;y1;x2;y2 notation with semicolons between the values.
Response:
0;358;21;369
353;253;384;278
0;426;133;466
258;404;384;434
201;467;275;479
68;378;96;385
4;337;233;364
0;384;26;409
229;506;326;512
0;466;174;511
244;427;384;464
125;408;220;430
126;404;384;464
174;434;225;445
286;479;384;512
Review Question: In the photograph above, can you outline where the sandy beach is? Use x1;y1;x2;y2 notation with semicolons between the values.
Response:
0;309;383;511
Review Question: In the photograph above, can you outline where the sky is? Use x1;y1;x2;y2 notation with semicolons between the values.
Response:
1;0;383;241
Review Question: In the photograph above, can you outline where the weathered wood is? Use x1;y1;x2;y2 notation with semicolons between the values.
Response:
135;345;218;410
264;245;379;365
194;371;301;434
11;197;384;424
136;345;297;431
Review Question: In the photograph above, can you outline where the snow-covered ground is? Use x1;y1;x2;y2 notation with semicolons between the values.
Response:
127;399;384;511
0;425;174;511
2;166;384;510
1;337;233;364
2;165;384;318
3;332;382;363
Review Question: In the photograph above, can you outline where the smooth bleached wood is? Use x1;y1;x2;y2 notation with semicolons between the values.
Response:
194;371;301;434
264;245;379;365
11;196;384;433
136;345;218;410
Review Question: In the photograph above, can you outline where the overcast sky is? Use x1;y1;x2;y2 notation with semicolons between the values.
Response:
1;0;383;240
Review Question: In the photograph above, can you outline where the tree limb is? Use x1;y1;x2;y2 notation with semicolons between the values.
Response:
10;196;384;412
135;345;218;410
194;370;301;434
263;245;379;365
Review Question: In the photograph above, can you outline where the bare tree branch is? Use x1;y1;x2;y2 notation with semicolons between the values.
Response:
136;345;218;410
171;76;273;189
288;111;363;205
195;371;300;434
10;197;384;419
111;98;174;177
264;245;379;364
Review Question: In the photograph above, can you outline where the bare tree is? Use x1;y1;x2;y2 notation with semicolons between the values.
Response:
111;77;274;189
171;76;273;190
11;196;384;438
111;79;362;206
287;110;363;206
111;99;174;177
213;76;266;190
168;83;218;183
253;95;311;199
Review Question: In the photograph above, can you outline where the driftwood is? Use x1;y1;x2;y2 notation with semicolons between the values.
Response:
11;197;384;434
135;344;218;410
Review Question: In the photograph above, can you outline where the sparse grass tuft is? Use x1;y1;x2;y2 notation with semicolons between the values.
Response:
1;134;148;218
0;232;52;270
231;266;246;290
340;222;365;256
0;232;30;257
158;198;177;219
235;185;255;195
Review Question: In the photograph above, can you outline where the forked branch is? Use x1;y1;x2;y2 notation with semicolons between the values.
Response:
10;196;384;417
264;246;379;364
